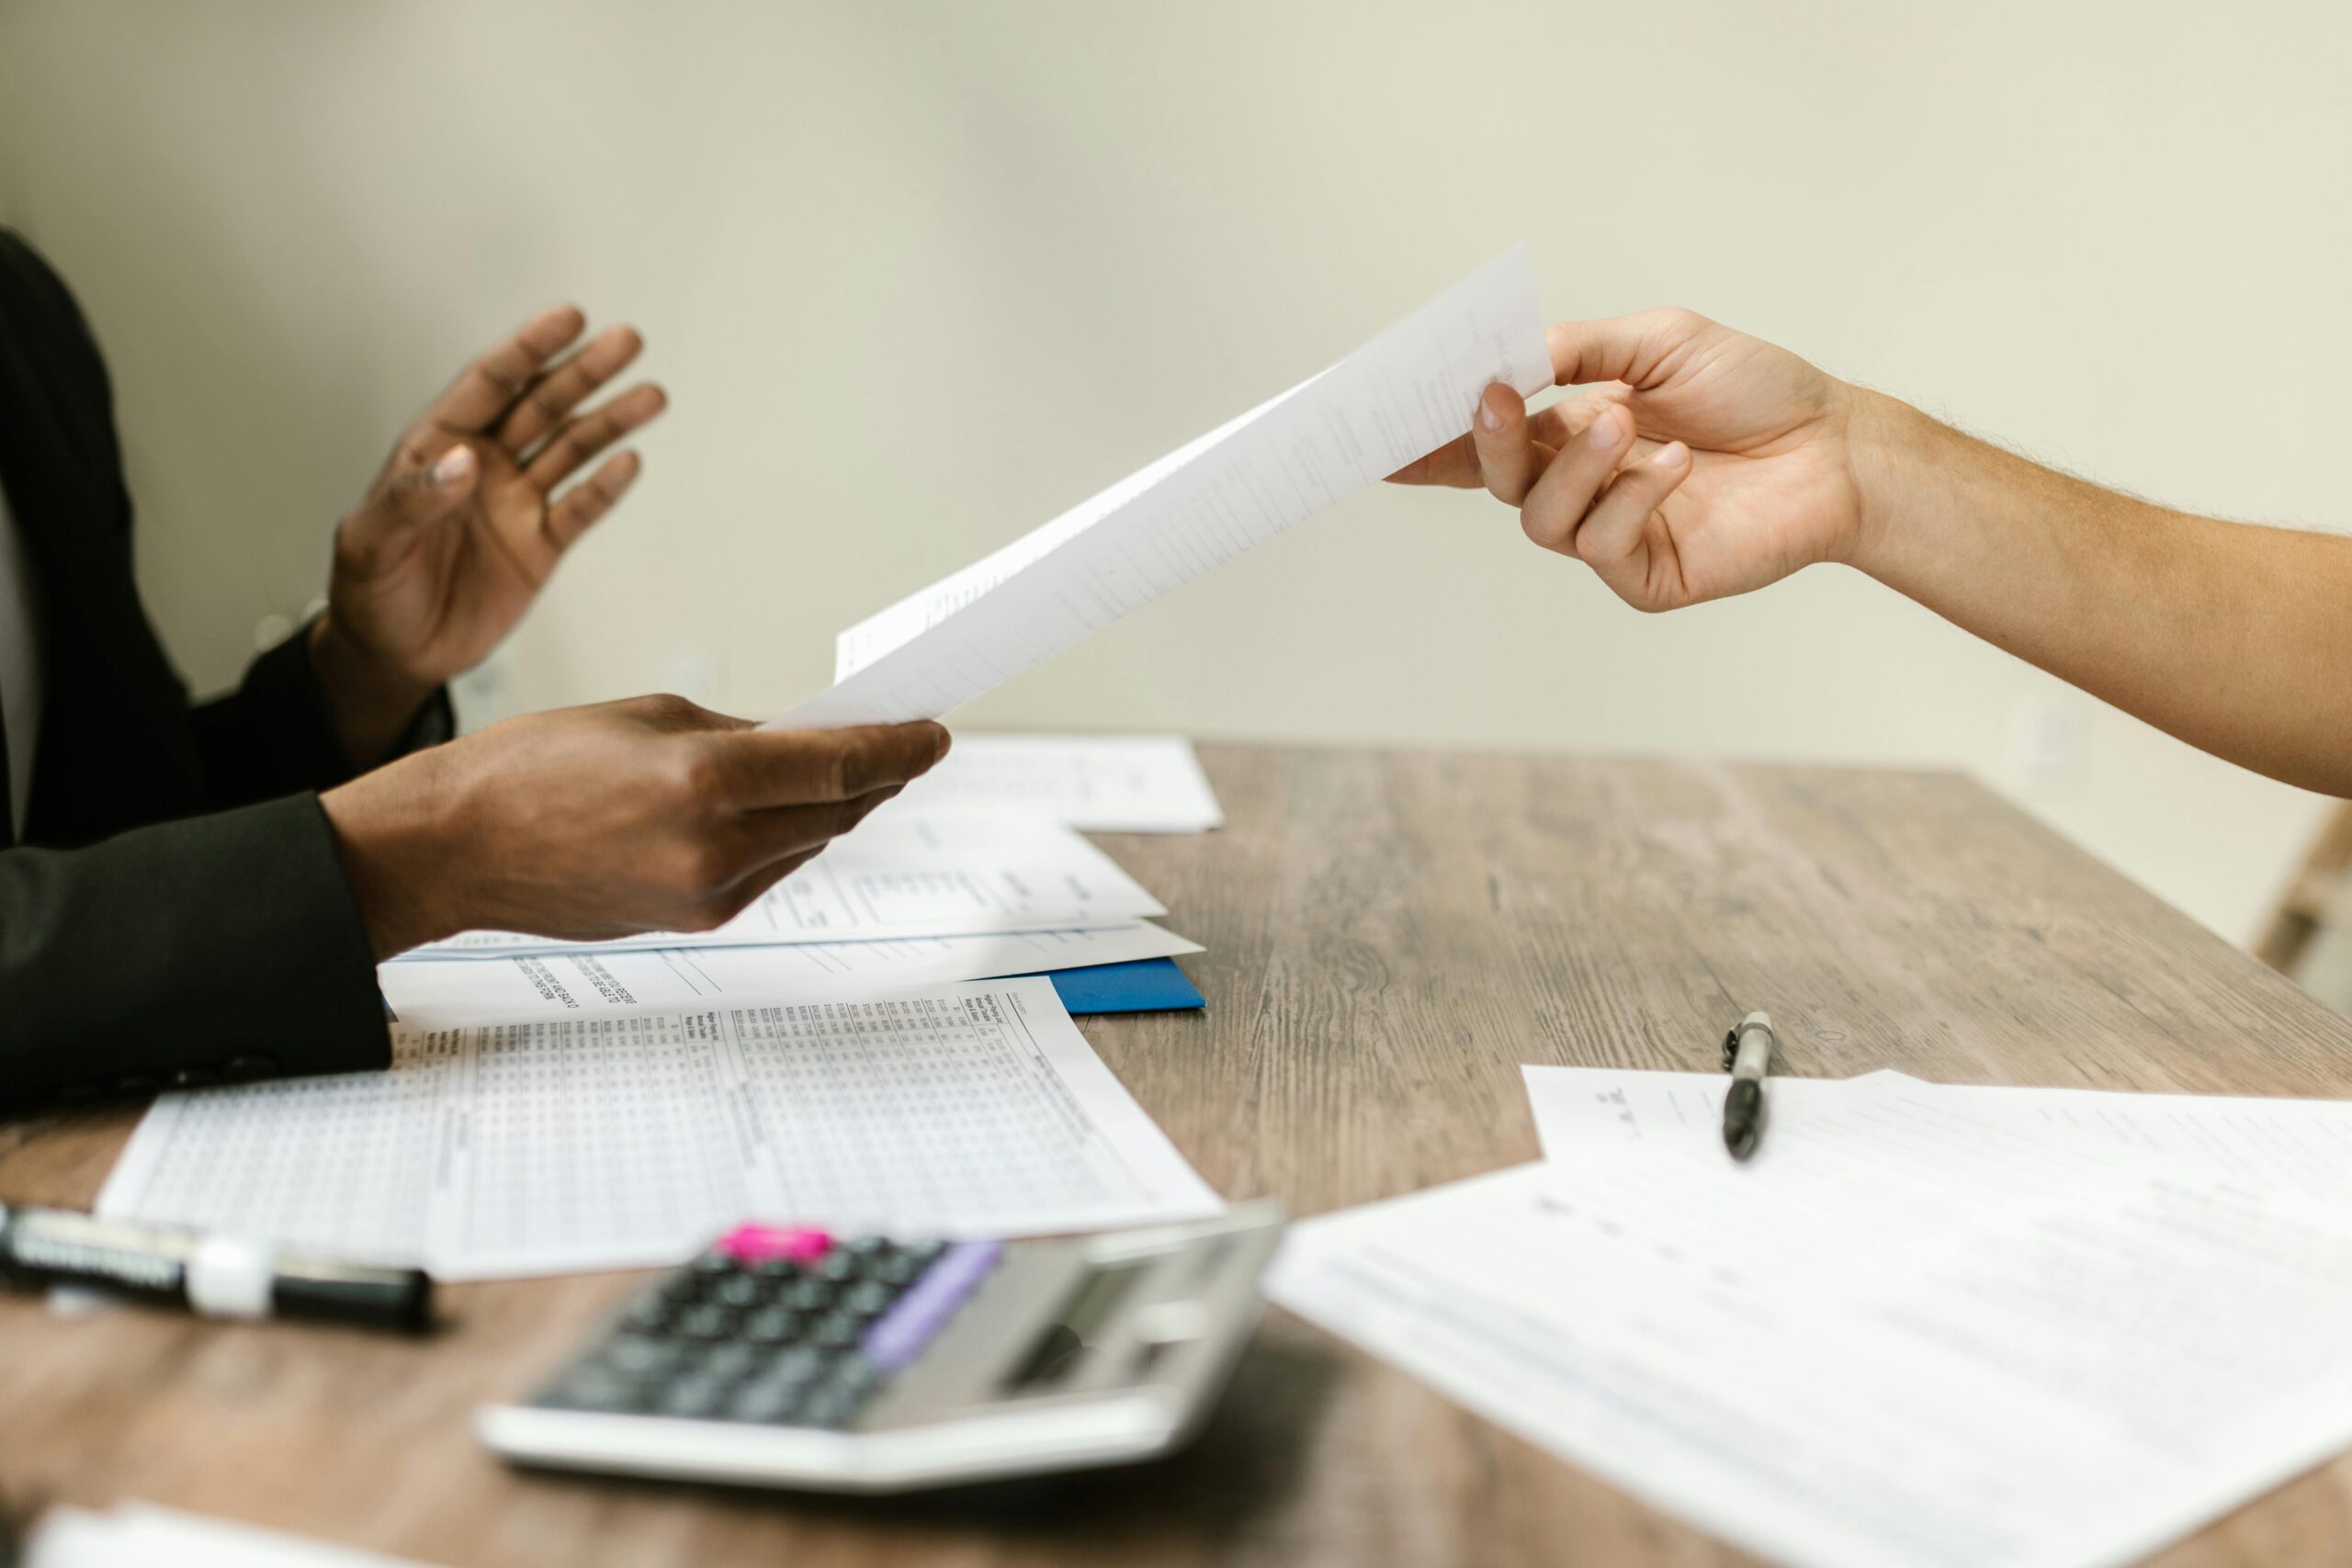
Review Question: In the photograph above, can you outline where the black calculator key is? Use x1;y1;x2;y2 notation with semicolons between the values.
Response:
623;1296;675;1333
797;1387;860;1429
689;1250;735;1278
697;1342;760;1383
811;1312;862;1350
713;1274;767;1311
781;1278;834;1314
814;1249;859;1283
602;1336;680;1378
657;1377;730;1419
900;1239;946;1269
552;1368;635;1411
727;1382;803;1424
867;1250;923;1287
743;1306;804;1346
842;1280;895;1317
825;1355;882;1395
764;1345;827;1384
749;1257;800;1282
675;1303;735;1341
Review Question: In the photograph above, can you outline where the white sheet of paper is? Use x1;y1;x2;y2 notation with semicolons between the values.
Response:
398;812;1165;959
1275;1066;2352;1568
778;245;1550;728
96;977;1221;1280
26;1503;440;1568
378;920;1201;1029
890;733;1224;832
1521;1063;2352;1201
1841;1070;2352;1201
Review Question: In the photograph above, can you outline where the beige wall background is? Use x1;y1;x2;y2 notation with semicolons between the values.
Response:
0;0;2342;942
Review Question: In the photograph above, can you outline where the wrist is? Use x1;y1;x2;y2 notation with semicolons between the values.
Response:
308;614;438;770
1838;386;1939;583
320;750;471;961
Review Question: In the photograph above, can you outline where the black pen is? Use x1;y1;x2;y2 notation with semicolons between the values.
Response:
0;1201;433;1334
1720;1010;1775;1160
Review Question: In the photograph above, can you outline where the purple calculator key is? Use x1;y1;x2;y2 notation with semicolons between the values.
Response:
861;1240;1003;1371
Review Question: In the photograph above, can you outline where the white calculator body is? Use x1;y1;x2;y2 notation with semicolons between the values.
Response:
477;1203;1283;1492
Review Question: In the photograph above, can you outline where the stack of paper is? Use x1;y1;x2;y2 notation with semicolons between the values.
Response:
382;806;1207;1027
98;977;1221;1280
1272;1064;2352;1568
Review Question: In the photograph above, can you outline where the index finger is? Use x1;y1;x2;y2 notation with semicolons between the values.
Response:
423;305;588;433
714;720;951;808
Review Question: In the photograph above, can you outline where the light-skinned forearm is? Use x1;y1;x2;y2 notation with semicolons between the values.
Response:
1846;391;2352;796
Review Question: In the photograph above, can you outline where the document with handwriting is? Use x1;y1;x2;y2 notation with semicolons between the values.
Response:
398;812;1164;959
98;978;1221;1280
780;246;1550;728
379;920;1201;1029
1275;1065;2352;1568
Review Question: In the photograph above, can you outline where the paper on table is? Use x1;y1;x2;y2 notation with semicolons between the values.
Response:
25;1502;442;1567
96;977;1222;1280
1275;1066;2352;1568
1844;1069;2352;1201
778;245;1550;728
1521;1062;2352;1201
891;734;1224;833
379;920;1202;1029
398;813;1164;959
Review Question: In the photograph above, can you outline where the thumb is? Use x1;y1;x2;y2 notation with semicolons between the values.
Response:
352;445;477;543
337;446;478;572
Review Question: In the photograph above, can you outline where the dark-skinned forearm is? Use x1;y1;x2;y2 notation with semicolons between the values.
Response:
1849;392;2352;796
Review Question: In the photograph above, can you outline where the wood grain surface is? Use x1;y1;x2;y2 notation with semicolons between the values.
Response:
6;744;2352;1565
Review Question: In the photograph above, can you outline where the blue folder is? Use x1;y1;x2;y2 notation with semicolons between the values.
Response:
1028;957;1204;1015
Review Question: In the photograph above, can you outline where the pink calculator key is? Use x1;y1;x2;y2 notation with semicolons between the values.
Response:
718;1224;833;1263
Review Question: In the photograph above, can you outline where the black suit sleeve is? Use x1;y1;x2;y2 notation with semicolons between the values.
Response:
189;621;455;807
0;794;391;1109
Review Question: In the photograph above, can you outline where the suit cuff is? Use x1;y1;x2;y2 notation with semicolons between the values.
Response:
0;793;390;1111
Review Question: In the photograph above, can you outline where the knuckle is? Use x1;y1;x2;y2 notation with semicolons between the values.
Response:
634;692;703;728
668;838;733;897
1521;510;1568;552
829;744;875;799
659;737;727;801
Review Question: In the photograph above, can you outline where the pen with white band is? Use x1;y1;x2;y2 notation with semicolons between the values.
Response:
0;1201;432;1333
1720;1010;1775;1160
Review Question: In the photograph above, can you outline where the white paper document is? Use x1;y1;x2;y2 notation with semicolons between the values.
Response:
26;1503;439;1568
97;977;1221;1280
895;733;1225;833
1273;1065;2352;1568
779;245;1550;728
379;920;1202;1030
399;812;1164;959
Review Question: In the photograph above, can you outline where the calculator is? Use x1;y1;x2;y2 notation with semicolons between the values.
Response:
476;1203;1284;1492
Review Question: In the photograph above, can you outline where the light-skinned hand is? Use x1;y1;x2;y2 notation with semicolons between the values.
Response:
1391;310;1876;612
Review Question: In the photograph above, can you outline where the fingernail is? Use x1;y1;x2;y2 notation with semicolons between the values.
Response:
1477;397;1503;434
1589;408;1626;449
432;446;475;485
1654;442;1689;469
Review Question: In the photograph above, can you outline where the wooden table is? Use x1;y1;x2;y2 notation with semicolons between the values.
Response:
7;745;2352;1565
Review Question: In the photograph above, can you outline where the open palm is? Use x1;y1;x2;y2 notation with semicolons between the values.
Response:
329;306;667;687
1393;310;1866;612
